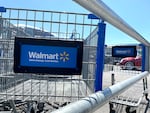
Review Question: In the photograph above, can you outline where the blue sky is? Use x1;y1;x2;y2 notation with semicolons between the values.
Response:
0;0;150;45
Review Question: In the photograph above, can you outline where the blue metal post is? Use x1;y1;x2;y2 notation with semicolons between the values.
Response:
88;14;106;92
141;44;145;72
95;22;106;91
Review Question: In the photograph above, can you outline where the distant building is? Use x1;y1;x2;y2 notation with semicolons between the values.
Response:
16;24;55;38
0;18;55;39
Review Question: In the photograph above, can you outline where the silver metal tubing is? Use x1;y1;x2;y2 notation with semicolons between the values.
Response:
73;0;150;46
51;71;149;113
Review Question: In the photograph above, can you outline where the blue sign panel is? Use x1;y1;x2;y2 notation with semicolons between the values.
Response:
112;46;137;57
20;45;77;68
14;37;83;75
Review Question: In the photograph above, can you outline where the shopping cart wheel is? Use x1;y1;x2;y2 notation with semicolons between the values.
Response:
125;106;136;113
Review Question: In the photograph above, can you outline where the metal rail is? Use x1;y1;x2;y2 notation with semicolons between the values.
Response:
51;71;149;113
73;0;150;46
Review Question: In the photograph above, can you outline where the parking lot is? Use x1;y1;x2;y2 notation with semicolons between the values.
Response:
0;6;150;112
0;65;149;112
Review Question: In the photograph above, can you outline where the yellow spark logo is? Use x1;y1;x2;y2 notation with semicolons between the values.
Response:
60;51;69;62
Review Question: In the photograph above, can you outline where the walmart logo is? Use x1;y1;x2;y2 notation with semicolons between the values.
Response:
60;51;69;62
28;51;69;63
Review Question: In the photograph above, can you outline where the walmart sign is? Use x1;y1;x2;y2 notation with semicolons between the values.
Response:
14;37;83;75
21;45;77;68
112;46;137;57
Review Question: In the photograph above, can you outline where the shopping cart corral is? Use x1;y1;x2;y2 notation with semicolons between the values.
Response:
109;77;150;113
0;99;71;113
0;74;92;112
109;96;143;113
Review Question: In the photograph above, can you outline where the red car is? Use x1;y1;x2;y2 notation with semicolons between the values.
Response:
119;56;142;70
